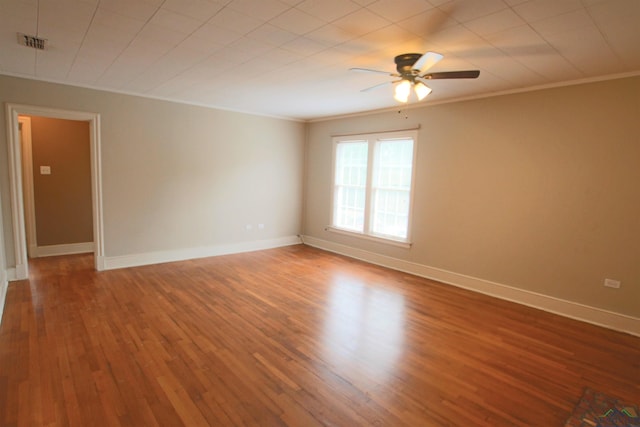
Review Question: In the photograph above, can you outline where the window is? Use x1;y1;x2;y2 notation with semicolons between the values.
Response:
331;130;417;245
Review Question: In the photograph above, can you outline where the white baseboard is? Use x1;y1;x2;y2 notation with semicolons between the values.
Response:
301;235;640;337
103;235;302;271
33;242;94;258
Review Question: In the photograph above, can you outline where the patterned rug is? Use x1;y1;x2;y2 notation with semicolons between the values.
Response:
565;388;639;427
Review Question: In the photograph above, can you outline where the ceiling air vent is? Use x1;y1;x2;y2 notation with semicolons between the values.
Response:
17;33;47;50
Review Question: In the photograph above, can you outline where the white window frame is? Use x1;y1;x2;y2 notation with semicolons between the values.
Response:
330;129;418;247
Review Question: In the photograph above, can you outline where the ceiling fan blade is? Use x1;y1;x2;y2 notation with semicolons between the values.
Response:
421;70;480;79
360;80;398;92
413;52;444;73
350;67;398;76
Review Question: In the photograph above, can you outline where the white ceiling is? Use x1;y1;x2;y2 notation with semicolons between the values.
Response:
1;0;639;120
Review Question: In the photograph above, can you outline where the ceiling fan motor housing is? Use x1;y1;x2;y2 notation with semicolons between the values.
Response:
394;53;423;76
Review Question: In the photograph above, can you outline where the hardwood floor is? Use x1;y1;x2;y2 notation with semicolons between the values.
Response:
0;245;638;426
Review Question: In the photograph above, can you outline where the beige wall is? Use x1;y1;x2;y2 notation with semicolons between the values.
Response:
304;76;640;318
29;116;93;246
0;75;305;265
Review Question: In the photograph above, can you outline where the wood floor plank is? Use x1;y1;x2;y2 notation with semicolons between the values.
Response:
0;245;639;426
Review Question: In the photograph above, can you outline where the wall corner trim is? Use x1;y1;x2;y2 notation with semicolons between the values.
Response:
10;264;28;281
0;277;7;324
102;235;302;271
301;235;640;337
95;256;106;272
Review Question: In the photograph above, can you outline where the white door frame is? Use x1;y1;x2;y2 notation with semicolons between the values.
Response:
17;116;37;258
5;103;105;279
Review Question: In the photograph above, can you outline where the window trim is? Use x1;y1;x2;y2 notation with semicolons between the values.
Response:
326;225;413;248
330;129;418;246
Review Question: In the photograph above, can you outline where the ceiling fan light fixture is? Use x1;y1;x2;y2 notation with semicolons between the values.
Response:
414;82;432;100
352;51;479;103
394;80;411;103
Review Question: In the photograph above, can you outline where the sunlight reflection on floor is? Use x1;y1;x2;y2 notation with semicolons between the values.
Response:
322;273;406;384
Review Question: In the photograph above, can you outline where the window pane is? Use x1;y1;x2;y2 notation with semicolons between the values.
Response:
372;189;410;238
334;141;368;232
335;141;367;186
334;186;366;231
371;139;413;239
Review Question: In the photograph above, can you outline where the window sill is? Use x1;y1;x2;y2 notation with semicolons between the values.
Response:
325;226;412;249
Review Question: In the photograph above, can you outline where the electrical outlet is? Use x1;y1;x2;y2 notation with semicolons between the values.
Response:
245;224;253;231
258;223;264;230
603;278;621;289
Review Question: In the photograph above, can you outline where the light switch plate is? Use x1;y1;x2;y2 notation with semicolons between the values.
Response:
604;278;621;289
40;165;51;175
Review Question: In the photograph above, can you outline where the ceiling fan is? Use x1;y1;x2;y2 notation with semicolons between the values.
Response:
350;52;480;103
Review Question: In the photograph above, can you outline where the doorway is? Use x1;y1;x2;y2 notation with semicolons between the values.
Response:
19;115;95;258
6;104;105;279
